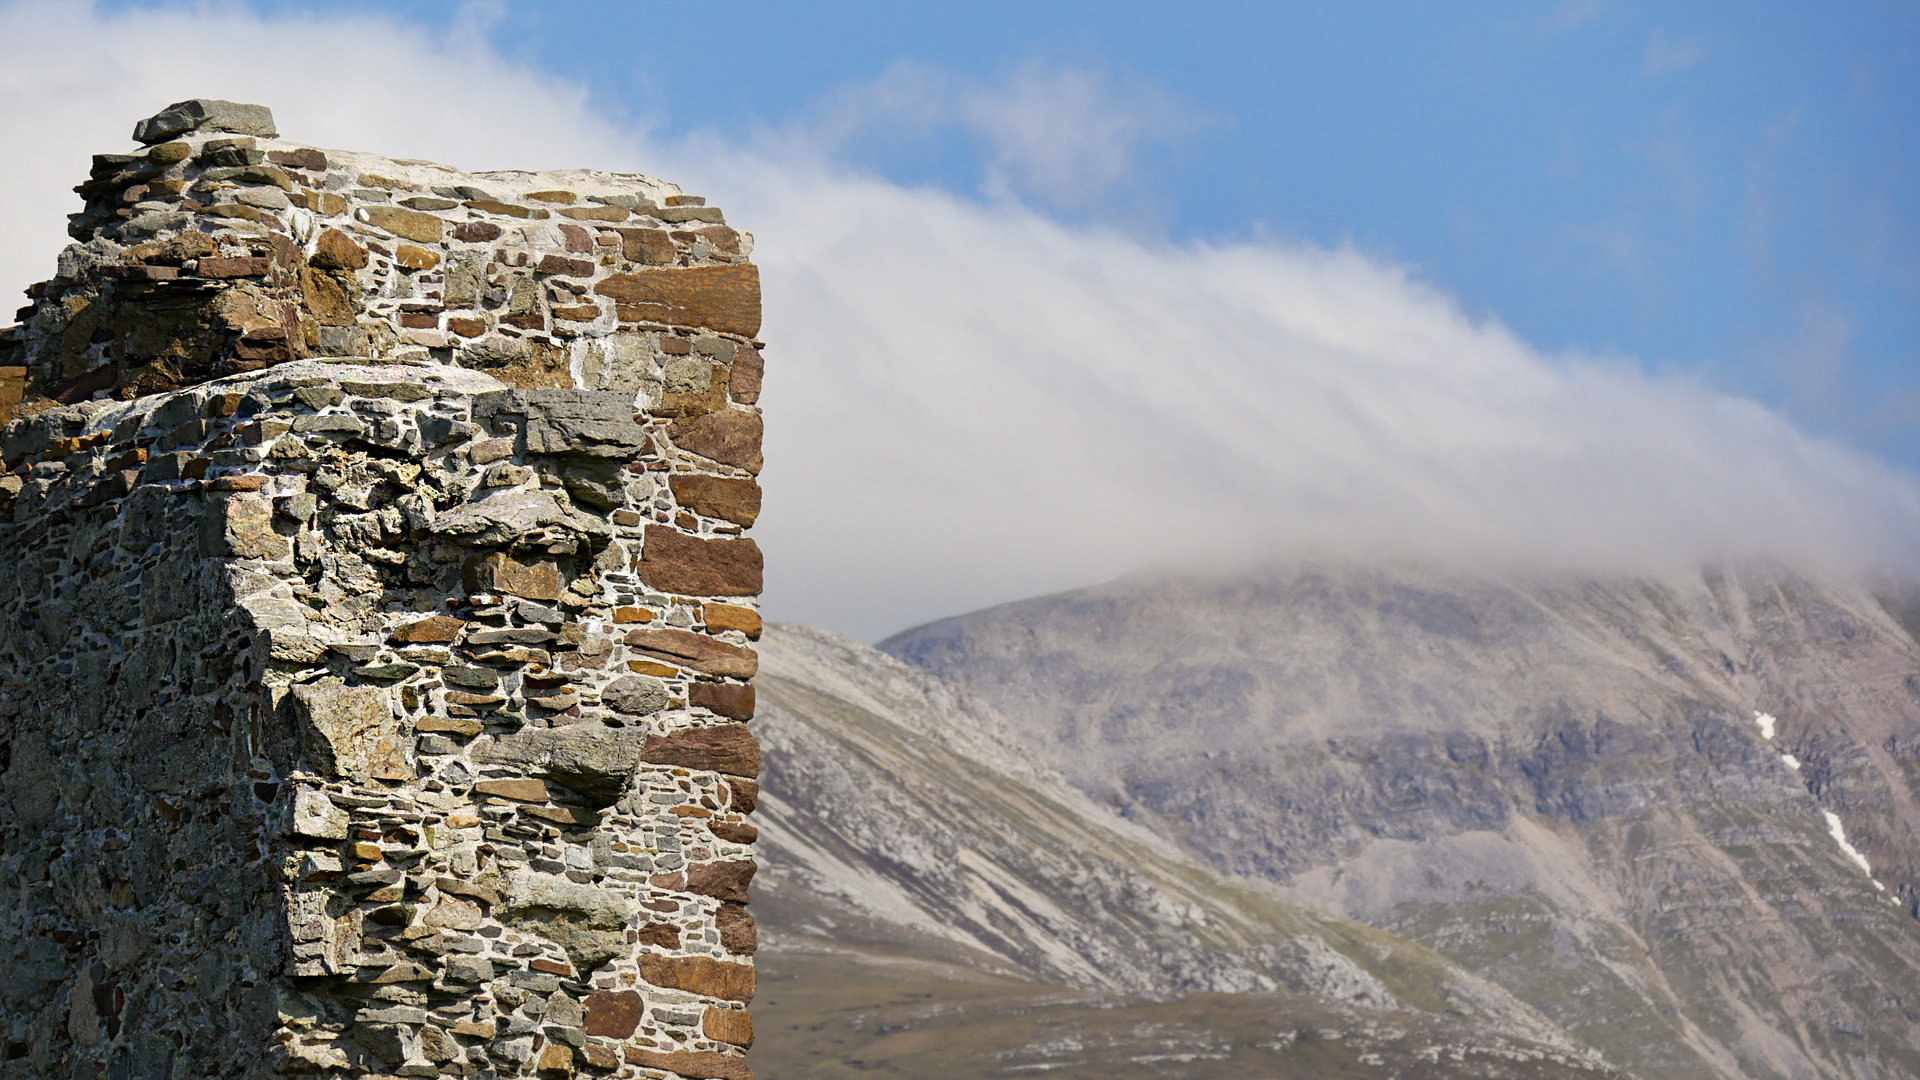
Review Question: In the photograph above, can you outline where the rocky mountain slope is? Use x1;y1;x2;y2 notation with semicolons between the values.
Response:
879;561;1920;1080
747;624;1629;1078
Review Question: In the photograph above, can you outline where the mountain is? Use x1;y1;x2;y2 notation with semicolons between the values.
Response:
746;624;1630;1078
878;561;1920;1080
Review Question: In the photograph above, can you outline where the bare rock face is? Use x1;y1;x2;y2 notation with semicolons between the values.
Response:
745;624;1633;1079
879;562;1920;1080
0;103;764;1079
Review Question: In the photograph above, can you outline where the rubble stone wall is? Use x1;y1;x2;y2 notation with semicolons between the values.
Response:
0;100;764;1080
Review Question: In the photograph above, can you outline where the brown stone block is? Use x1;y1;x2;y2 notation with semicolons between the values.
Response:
636;955;756;1004
358;205;444;243
726;779;758;814
716;903;757;956
464;552;563;601
267;147;328;170
702;603;761;639
447;316;488;337
698;226;742;255
197;256;270;278
626;1049;753;1080
635;527;762;598
583;989;643;1039
301;268;355;326
668;475;760;527
689;682;754;721
613;226;676;265
415;715;483;738
686;860;755;903
642;724;760;778
538;254;595;277
708;820;758;845
311;228;368;270
395;244;441;271
473;778;548;802
464;199;533;219
628;660;679;677
534;1043;573;1073
729;346;762;405
553;304;602;322
597;264;760;337
703;1005;754;1048
529;957;572;976
206;475;269;492
638;922;679;949
451;1019;496;1038
668;410;762;475
445;690;505;707
391;615;465;643
613;606;653;624
526;189;577;204
452;220;503;242
624;625;758;678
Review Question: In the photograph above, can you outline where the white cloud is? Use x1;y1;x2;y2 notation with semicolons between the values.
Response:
1;1;1915;641
1643;30;1710;78
804;58;1202;212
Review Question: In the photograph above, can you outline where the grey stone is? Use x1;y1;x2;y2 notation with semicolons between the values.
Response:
500;874;632;977
516;601;565;625
318;326;370;356
290;677;407;782
133;99;278;143
291;788;349;840
350;1023;412;1064
357;1006;429;1025
428;489;610;547
603;676;668;716
473;723;644;806
236;186;291;210
292;413;364;435
442;666;499;690
115;210;192;239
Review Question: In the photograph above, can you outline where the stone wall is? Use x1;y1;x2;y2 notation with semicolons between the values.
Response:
0;100;764;1080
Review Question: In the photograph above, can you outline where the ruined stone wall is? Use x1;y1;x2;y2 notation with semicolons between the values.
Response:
0;100;764;1080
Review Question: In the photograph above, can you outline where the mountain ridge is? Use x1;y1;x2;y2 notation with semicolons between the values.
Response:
878;559;1920;1079
748;622;1630;1077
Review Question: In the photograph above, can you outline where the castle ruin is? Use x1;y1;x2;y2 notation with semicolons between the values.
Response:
0;99;764;1079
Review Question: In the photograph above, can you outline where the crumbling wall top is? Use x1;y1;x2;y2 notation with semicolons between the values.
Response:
1;98;759;426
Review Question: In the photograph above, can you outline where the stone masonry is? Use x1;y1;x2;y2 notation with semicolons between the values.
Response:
0;100;764;1079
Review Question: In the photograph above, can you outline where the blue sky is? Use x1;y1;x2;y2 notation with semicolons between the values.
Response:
7;1;1917;634
141;0;1920;473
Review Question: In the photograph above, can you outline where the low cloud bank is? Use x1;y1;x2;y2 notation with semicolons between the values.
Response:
2;2;1914;639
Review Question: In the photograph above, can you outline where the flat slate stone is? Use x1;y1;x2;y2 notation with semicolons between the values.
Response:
132;99;277;144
